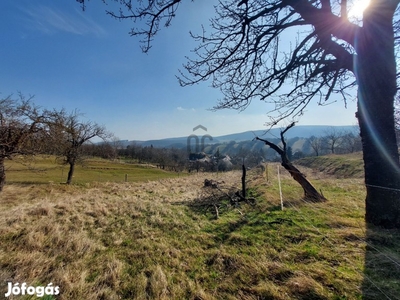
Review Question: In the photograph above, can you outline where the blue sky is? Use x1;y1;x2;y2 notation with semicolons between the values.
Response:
0;0;359;140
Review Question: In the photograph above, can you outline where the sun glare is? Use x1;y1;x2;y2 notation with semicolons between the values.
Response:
348;0;371;20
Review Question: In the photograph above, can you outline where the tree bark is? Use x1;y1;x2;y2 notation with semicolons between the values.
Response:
66;162;75;185
355;2;400;228
0;157;5;192
280;160;326;202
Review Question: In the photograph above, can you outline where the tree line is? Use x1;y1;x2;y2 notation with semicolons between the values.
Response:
307;127;362;156
118;144;187;172
116;127;363;171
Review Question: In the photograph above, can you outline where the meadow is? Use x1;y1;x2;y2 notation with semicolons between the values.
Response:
0;155;399;299
3;156;182;185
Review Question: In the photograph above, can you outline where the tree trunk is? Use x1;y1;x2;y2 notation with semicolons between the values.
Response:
66;162;75;184
281;160;326;202
0;157;5;192
355;2;400;228
256;129;326;202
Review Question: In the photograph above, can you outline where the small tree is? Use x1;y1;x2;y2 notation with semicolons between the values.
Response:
45;109;109;184
0;94;44;191
256;123;326;202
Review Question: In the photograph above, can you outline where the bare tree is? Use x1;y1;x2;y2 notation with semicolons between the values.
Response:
308;136;324;156
340;129;362;153
81;0;400;227
0;94;44;191
45;109;109;184
81;142;118;159
323;127;343;154
256;123;326;202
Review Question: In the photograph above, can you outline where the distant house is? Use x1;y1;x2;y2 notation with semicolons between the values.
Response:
188;152;232;172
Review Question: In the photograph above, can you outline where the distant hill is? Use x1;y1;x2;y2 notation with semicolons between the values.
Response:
120;125;358;153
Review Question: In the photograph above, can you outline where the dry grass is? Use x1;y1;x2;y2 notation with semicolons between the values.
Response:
0;172;241;299
1;163;399;299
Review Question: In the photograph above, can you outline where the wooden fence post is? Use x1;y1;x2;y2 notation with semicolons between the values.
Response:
242;159;246;198
277;165;283;210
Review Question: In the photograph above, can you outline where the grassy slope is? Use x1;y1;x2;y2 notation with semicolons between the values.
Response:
295;152;364;178
1;156;399;299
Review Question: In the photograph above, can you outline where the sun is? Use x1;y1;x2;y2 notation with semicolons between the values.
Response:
348;0;371;20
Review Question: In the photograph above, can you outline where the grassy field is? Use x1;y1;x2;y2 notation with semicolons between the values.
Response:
4;156;183;185
1;155;399;299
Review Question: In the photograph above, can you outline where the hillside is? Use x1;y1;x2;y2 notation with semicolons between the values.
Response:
126;125;357;149
1;157;399;299
296;152;364;178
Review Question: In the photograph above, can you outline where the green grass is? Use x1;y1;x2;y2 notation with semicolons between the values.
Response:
1;155;399;299
296;152;364;178
4;155;183;184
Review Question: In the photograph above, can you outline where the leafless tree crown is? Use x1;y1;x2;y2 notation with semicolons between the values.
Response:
0;94;44;159
76;0;400;125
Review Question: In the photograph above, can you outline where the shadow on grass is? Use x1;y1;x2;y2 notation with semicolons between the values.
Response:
362;224;400;299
